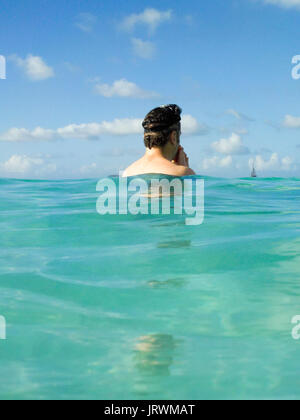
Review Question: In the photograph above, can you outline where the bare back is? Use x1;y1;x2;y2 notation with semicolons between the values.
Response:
122;153;195;178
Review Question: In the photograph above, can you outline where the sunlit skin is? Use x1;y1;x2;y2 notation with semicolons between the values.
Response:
122;130;196;177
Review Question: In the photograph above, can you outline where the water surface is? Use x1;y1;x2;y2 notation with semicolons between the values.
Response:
0;176;300;400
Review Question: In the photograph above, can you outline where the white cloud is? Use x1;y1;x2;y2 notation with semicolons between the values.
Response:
132;38;156;59
226;109;254;121
202;155;233;171
212;133;250;155
0;127;55;142
281;156;294;170
75;13;97;32
283;114;300;128
261;0;300;10
80;162;97;175
0;155;57;176
121;8;172;33
181;115;209;136
235;128;249;135
94;79;158;99
1;155;42;173
64;62;81;73
57;119;143;139
0;120;143;142
250;153;295;171
0;115;205;142
10;54;54;81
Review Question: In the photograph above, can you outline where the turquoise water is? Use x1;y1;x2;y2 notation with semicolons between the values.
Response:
0;176;300;400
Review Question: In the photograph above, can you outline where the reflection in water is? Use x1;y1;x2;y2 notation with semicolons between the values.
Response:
134;334;177;377
157;240;191;249
147;278;186;289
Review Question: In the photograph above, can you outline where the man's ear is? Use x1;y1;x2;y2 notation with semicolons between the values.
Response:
170;131;177;145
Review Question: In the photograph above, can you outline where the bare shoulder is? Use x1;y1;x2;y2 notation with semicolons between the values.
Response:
122;160;143;177
122;159;196;178
172;165;196;177
122;167;130;178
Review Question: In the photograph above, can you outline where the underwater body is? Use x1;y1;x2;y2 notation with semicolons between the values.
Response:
0;176;300;400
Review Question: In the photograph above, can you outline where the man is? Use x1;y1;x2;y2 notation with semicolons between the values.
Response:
122;105;196;177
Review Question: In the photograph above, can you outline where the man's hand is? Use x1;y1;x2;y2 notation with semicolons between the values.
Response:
173;146;190;168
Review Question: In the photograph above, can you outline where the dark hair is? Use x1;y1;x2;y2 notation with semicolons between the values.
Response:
142;105;182;149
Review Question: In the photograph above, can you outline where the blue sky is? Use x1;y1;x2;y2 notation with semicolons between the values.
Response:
0;0;300;178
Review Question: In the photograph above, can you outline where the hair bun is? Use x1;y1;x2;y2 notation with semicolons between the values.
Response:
142;104;182;132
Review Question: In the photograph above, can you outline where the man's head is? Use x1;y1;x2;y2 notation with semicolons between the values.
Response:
142;105;182;156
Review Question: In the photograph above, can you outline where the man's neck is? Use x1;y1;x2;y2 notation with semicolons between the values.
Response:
145;147;174;162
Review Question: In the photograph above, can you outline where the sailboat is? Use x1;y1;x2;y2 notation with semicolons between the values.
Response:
251;163;257;178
